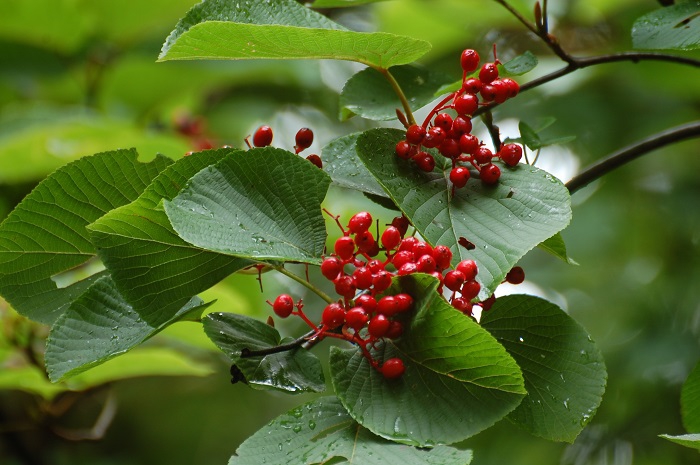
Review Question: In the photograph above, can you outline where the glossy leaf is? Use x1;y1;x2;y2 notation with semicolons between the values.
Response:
331;274;525;446
203;312;325;393
45;275;210;382
89;149;250;325
632;2;700;51
481;295;607;442
0;149;171;324
322;133;386;196
659;434;700;450
682;360;700;432
355;128;572;294
159;0;430;68
230;396;473;465
538;233;578;265
164;148;330;264
312;0;391;7
339;65;452;121
498;51;538;76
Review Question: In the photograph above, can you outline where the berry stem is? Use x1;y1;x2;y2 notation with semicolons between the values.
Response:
566;121;700;194
274;265;335;304
480;110;502;150
378;67;417;126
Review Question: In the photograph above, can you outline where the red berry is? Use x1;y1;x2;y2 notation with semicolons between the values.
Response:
398;237;418;253
295;127;314;151
321;257;343;281
394;293;414;313
322;303;346;329
416;254;437;273
372;271;392;293
334;236;356;260
434;113;454;131
439;138;461;159
354;230;376;253
452;297;472;313
490;79;510;104
460;49;480;72
306;154;323;168
456;260;478;281
381;358;405;379
499;143;522;167
454;93;479;116
501;78;520;98
385;320;404;339
480;294;496;311
391;216;410;236
432;245;453;270
473;146;494;165
505;266;525;284
392;250;414;270
422;127;446;149
450;166;470;188
396;140;413;160
377;295;400;316
463;78;482;94
444;270;466;292
480;84;497;102
355;294;377;314
406;124;426;145
459;134;479;155
451;116;473;136
381;226;402;251
345;307;368;330
253;125;273;147
398;262;418;276
480;163;501;184
479;62;499;84
461;279;481;300
352;267;373;290
272;294;294;318
415;153;436;172
334;275;356;299
348;211;373;234
412;241;433;258
367;259;384;274
368;314;390;338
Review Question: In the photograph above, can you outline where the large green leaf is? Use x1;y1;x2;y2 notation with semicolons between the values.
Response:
89;149;250;325
659;433;700;450
45;275;210;382
480;295;607;442
230;396;473;465
158;0;430;68
0;149;172;324
164;148;331;264
632;2;700;51
339;65;452;121
355;128;572;294
331;274;525;446
203;312;325;393
322;133;386;196
682;360;700;432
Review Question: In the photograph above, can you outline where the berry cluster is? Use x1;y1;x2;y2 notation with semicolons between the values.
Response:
267;211;503;379
395;48;524;188
249;125;322;168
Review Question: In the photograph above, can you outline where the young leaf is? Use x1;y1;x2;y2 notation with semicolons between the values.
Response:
89;149;250;326
0;149;171;324
498;51;539;76
632;2;700;51
203;312;325;393
518;121;542;150
331;274;525;447
164;148;331;264
355;128;572;294
538;233;579;265
230;396;473;465
480;295;607;443
659;434;700;450
339;65;452;121
681;360;700;432
159;0;430;68
45;275;210;382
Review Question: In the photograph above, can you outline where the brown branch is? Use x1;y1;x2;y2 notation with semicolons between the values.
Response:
566;121;700;193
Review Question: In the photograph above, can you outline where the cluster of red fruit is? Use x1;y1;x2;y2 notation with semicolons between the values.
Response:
268;211;502;380
249;125;322;168
395;48;524;188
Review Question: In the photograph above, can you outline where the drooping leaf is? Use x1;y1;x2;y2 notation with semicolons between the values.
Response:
45;275;210;382
355;128;572;294
203;312;325;393
339;65;452;121
159;0;430;68
331;274;525;446
682;360;700;432
632;2;700;51
507;118;576;150
89;149;250;326
480;295;607;443
0;149;172;324
164;148;331;264
659;433;700;450
538;233;578;265
322;133;386;196
230;396;473;465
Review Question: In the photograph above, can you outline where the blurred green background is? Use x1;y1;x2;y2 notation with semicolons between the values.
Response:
1;0;699;464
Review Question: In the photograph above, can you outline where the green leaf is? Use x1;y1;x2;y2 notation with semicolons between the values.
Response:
164;148;331;264
230;396;473;465
203;312;325;393
0;149;172;324
480;295;607;443
355;128;572;294
518;121;542;150
682;360;700;432
45;275;210;382
339;65;452;121
89;149;250;325
659;433;700;449
159;0;430;68
322;133;386;196
331;274;525;446
311;0;391;7
508;118;576;150
498;51;539;76
538;233;578;265
632;2;700;51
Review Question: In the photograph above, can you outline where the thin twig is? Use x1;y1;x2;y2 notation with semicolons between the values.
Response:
566;121;700;193
274;265;335;304
240;328;319;357
377;67;417;126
